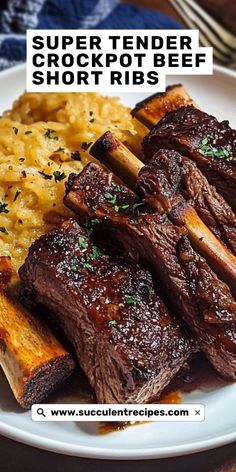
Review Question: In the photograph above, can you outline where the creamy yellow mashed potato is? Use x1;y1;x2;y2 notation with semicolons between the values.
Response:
1;92;139;269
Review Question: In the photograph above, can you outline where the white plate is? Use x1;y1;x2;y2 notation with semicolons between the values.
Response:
0;64;236;460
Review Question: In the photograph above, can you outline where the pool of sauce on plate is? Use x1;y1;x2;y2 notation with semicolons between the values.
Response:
99;353;230;435
48;353;230;435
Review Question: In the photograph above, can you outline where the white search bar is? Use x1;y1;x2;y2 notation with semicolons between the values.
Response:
31;403;205;422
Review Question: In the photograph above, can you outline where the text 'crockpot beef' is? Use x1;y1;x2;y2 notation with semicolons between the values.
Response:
64;163;236;379
143;106;236;210
19;219;193;404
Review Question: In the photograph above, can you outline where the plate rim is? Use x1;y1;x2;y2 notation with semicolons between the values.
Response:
0;62;236;459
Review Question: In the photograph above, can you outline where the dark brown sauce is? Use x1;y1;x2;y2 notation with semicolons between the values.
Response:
47;353;231;435
99;353;231;435
168;352;228;394
98;391;182;436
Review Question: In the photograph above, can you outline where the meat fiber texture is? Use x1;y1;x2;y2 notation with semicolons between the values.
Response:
19;219;193;404
64;163;236;379
143;106;236;211
136;149;236;255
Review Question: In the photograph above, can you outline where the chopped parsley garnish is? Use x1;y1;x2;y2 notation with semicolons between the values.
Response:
54;147;65;153
104;187;131;213
125;295;140;305
25;130;32;135
89;118;95;123
44;128;59;140
53;170;66;182
81;142;93;151
108;320;118;327
19;158;25;162
0;201;9;213
76;241;102;273
0;227;9;235
13;190;21;202
71;151;81;161
39;171;52;180
77;236;88;250
12;127;18;135
104;192;117;205
87;245;102;261
198;137;234;161
85;218;100;236
114;203;130;213
70;264;78;273
114;185;121;193
80;261;94;272
89;111;93;116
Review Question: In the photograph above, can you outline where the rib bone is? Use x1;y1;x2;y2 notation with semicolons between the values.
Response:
90;132;236;297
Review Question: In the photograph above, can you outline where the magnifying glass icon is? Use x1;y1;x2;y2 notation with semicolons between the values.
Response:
37;407;46;418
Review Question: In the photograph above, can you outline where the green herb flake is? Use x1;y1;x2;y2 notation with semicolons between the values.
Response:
77;236;88;250
38;171;52;180
108;320;118;327
89;118;95;123
44;128;59;140
114;203;130;213
104;192;117;205
53;170;67;182
0;201;9;214
71;151;81;161
114;185;121;193
125;295;140;305
87;245;102;261
81;142;93;151
25;130;32;135
201;137;208;146
0;227;9;235
12;127;18;135
80;261;94;272
70;264;78;273
198;137;234;162
54;147;65;153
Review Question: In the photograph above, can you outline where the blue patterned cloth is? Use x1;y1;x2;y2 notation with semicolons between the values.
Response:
0;0;182;70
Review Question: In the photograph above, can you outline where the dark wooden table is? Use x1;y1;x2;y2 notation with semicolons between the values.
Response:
0;435;236;472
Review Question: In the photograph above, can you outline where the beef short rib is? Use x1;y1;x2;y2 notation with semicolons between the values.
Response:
136;149;236;255
143;106;236;210
19;219;193;403
64;163;236;379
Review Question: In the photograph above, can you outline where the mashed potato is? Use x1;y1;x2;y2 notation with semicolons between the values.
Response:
1;92;139;269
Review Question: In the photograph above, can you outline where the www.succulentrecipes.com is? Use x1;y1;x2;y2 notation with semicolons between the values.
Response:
32;404;205;422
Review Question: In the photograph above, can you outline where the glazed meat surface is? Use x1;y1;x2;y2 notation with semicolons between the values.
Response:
19;219;193;403
64;163;236;379
136;149;236;254
143;106;236;210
